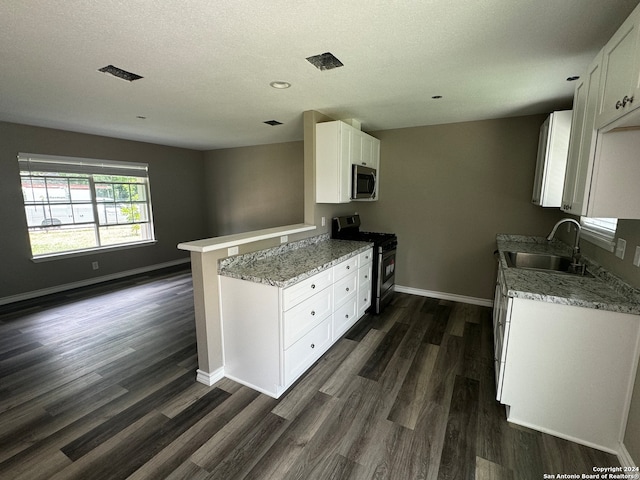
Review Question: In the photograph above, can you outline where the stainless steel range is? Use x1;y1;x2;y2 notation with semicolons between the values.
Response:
332;214;397;314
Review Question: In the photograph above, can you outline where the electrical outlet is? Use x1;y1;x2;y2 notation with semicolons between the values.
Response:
321;216;326;227
616;238;627;259
91;261;99;270
228;246;239;256
280;235;288;244
634;246;640;267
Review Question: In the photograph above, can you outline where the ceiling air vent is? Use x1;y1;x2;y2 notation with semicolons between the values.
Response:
98;65;143;82
306;52;344;71
264;120;283;126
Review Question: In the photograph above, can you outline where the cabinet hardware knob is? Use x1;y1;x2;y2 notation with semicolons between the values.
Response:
347;266;350;270
345;314;349;318
311;310;315;316
616;99;623;109
311;284;316;289
346;287;350;292
311;343;315;349
364;275;368;279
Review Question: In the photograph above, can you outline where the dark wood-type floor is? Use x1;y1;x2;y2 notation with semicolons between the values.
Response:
0;268;620;479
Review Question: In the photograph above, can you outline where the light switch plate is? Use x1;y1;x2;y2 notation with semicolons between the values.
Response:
280;235;288;244
616;238;627;259
634;246;640;267
228;246;239;256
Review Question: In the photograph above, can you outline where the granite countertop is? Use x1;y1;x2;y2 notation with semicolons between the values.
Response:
218;234;373;288
496;234;640;315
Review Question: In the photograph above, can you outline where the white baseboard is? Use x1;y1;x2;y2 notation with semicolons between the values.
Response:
618;442;637;469
196;367;225;387
395;285;493;308
0;258;191;306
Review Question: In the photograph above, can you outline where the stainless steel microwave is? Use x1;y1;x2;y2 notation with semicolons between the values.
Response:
352;164;377;200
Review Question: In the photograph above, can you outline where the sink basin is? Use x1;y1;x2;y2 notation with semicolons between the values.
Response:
504;251;593;277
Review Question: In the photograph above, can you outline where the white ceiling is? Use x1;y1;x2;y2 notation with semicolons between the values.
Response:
1;0;638;151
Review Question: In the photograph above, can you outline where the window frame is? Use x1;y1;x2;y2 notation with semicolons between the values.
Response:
580;216;617;252
18;153;157;260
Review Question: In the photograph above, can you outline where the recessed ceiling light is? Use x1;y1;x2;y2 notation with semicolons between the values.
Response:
264;120;283;126
566;76;580;81
98;65;143;82
270;81;291;89
306;52;344;71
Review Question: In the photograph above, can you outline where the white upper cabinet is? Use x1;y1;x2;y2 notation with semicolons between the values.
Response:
562;52;603;216
596;3;640;129
561;3;640;219
531;110;572;207
315;120;380;204
356;132;380;170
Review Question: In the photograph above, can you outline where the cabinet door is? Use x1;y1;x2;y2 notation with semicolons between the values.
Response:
351;129;363;166
334;272;358;307
315;121;352;204
333;297;358;340
284;317;332;385
531;116;550;206
596;5;640;128
283;286;332;349
562;52;602;215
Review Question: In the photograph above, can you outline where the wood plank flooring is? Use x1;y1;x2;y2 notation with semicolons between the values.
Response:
0;268;621;479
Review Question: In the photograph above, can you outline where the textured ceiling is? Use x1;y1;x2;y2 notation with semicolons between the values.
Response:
0;0;639;150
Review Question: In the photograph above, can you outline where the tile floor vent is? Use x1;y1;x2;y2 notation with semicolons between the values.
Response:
306;52;344;71
98;65;143;82
264;120;283;126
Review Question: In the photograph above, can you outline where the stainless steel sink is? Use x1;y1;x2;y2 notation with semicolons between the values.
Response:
504;251;593;277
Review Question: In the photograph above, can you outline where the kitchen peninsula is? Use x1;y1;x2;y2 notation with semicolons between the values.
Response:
178;226;373;398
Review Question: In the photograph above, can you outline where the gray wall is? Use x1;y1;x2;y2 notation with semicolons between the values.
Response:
203;142;304;237
0;121;207;300
356;115;566;300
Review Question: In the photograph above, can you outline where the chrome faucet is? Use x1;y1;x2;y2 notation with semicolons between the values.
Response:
546;218;582;262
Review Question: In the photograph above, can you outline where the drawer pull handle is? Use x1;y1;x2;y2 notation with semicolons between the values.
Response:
311;284;316;289
311;343;315;349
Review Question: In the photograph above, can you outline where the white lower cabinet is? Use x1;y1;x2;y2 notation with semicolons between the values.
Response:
220;248;373;398
493;267;640;453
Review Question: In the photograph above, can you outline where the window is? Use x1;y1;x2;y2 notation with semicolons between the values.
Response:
19;153;155;259
580;216;618;252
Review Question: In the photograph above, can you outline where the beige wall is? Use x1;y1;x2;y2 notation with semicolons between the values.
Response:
358;116;566;300
0;121;207;300
203;142;304;237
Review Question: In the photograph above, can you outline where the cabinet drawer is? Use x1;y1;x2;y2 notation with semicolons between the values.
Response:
284;317;332;385
283;268;333;311
358;249;373;267
283;286;332;349
333;297;358;340
334;256;358;281
334;271;357;307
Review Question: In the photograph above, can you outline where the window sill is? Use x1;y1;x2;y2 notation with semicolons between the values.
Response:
580;229;615;253
31;240;158;263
